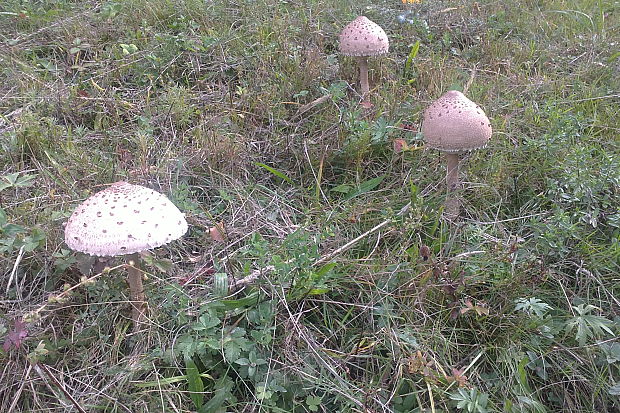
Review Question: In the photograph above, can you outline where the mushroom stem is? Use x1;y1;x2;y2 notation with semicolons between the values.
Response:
445;153;461;218
357;56;370;104
126;253;146;329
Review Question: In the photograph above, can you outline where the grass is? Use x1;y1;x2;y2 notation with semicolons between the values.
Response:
1;0;619;411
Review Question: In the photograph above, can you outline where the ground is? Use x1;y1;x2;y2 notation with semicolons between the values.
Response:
0;0;619;412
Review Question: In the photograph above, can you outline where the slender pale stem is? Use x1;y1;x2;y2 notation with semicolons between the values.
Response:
126;253;146;329
357;56;370;104
445;153;461;218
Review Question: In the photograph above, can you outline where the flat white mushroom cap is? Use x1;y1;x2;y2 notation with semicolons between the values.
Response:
65;182;188;257
339;16;389;57
422;90;492;153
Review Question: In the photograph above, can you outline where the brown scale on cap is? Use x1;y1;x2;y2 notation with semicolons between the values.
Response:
65;181;188;257
339;16;389;57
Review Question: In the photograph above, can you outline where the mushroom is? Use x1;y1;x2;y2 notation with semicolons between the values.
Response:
64;181;188;328
338;16;389;107
421;90;492;218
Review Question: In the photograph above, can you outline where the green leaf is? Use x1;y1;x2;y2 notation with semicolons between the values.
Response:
221;291;260;309
255;162;293;184
343;175;385;201
213;272;228;297
185;358;204;409
331;184;352;194
565;304;614;346
609;381;620;395
199;377;234;412
404;40;420;75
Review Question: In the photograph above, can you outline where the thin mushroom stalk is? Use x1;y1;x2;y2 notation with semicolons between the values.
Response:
126;253;146;327
445;153;461;218
357;56;370;104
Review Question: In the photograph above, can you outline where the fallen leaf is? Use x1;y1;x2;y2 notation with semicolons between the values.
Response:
393;138;409;153
3;318;28;352
448;368;469;387
209;223;226;242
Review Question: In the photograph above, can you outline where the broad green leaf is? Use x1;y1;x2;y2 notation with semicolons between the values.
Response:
199;377;234;413
185;358;204;409
213;272;228;297
221;291;260;309
343;175;385;201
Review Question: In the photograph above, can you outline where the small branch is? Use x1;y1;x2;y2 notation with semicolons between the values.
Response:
315;202;411;267
35;363;87;413
26;264;126;321
292;94;332;120
463;64;477;95
8;364;32;412
6;245;25;297
230;203;412;288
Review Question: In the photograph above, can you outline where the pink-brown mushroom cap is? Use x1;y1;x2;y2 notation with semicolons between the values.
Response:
422;90;492;153
339;16;389;57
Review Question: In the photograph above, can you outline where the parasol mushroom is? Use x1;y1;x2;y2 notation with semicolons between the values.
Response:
64;181;188;328
339;16;389;107
421;90;492;218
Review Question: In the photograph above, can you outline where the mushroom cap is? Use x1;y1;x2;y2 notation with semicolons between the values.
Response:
421;90;492;153
339;16;389;57
65;182;188;257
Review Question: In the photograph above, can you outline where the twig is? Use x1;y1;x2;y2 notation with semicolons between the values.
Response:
8;364;32;412
292;94;332;120
314;202;411;267
7;245;25;297
230;203;411;288
26;264;126;320
463;64;477;95
35;363;87;413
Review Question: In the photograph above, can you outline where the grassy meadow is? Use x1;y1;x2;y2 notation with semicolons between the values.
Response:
1;0;619;411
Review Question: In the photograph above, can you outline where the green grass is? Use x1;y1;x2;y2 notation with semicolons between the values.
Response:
1;0;619;411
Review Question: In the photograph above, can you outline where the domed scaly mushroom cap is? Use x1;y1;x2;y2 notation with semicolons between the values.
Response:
422;90;492;153
65;182;188;256
339;16;389;57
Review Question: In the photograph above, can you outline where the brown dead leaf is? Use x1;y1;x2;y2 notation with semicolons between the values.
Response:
209;223;226;242
448;368;469;388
